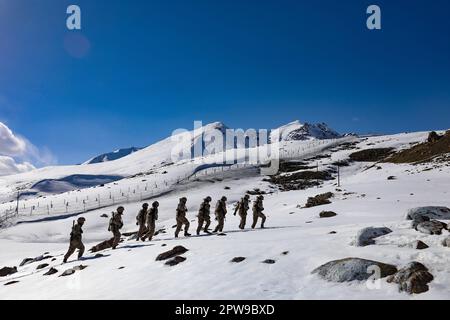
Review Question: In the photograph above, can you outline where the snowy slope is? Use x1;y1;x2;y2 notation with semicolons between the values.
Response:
0;130;449;300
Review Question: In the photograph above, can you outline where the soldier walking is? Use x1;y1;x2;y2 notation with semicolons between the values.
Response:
234;194;250;229
213;196;227;233
251;195;266;229
197;196;212;235
175;197;191;238
109;206;124;249
136;203;149;241
142;201;159;241
63;217;86;263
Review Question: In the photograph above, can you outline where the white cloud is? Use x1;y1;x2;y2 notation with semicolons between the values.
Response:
0;122;28;156
0;156;35;176
0;122;57;174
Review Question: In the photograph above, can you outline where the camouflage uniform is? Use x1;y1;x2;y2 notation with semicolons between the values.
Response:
251;196;266;229
142;202;159;241
213;197;227;233
63;217;85;263
136;204;148;241
234;195;250;230
175;198;190;237
197;197;212;235
109;207;124;249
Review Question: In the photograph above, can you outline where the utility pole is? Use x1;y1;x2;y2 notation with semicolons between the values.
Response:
15;191;20;216
337;165;341;188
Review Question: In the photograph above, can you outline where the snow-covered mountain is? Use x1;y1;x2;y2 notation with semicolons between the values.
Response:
272;120;341;142
83;147;142;165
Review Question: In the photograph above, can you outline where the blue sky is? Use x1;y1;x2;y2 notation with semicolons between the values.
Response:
0;0;449;165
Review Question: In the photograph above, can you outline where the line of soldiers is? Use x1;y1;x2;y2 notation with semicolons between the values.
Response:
63;195;266;263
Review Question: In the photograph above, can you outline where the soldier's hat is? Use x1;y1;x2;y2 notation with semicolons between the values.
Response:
117;206;125;213
205;196;212;202
152;201;159;207
257;195;264;200
244;194;250;199
221;196;227;201
180;197;187;202
77;217;86;223
143;203;149;208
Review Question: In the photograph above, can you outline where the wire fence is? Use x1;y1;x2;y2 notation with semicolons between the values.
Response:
0;137;355;226
0;163;256;225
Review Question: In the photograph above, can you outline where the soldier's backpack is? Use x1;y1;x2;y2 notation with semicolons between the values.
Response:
108;212;115;231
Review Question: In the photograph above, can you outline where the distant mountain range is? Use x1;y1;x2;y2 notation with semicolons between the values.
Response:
82;120;341;165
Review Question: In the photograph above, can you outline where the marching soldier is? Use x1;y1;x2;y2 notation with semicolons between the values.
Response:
213;196;227;233
234;194;250;229
197;196;212;235
136;203;149;241
109;206;125;249
175;197;191;238
142;201;159;241
63;217;86;263
251;195;266;229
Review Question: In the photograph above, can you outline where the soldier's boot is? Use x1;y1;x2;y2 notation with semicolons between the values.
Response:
184;231;191;237
261;215;266;228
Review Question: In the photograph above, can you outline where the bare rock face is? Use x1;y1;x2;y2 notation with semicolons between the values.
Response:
165;256;187;266
0;266;17;277
156;246;189;261
416;220;447;235
427;131;441;143
312;258;397;282
353;227;393;247
387;262;434;294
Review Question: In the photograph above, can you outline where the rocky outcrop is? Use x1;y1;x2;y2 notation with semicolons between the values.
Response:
353;227;392;247
349;148;394;162
312;258;397;282
387;262;433;294
410;240;429;250
156;246;188;261
19;255;53;267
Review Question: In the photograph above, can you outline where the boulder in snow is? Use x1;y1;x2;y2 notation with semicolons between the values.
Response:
43;268;58;276
60;269;76;277
262;259;276;264
387;262;433;294
304;192;333;208
90;238;115;253
165;256;187;266
406;206;450;221
312;258;397;282
409;240;429;250
36;263;49;270
319;211;337;218
442;236;450;247
231;257;246;263
416;220;446;235
156;246;189;261
353;227;393;247
0;266;17;277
